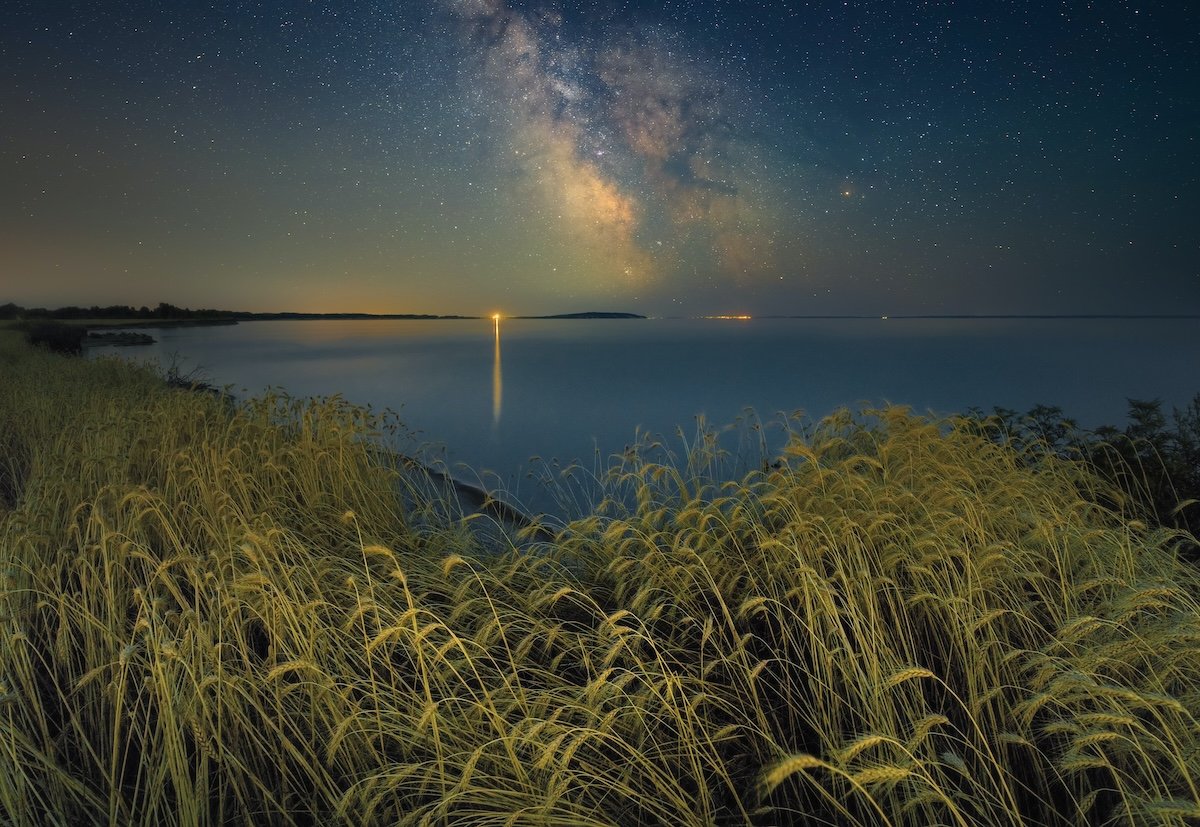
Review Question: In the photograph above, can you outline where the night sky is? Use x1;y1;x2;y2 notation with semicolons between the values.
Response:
2;0;1197;316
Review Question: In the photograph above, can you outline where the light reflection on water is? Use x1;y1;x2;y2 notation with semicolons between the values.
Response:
493;316;502;428
88;317;1200;506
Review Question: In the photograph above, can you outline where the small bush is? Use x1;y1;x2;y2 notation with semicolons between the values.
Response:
21;321;86;355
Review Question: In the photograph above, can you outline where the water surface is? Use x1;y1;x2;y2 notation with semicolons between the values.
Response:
90;317;1200;503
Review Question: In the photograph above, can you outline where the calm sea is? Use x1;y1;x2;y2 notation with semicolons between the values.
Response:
89;317;1199;505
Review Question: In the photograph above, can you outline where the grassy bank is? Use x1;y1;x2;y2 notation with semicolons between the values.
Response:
1;330;1198;826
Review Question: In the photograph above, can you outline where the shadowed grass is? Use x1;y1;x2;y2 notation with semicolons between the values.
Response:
0;329;1197;825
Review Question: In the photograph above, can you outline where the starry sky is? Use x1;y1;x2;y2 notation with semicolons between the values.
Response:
2;0;1197;316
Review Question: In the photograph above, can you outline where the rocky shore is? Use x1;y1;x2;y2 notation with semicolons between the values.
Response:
84;330;156;346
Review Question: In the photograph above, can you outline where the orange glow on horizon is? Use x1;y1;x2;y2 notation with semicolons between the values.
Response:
703;314;753;320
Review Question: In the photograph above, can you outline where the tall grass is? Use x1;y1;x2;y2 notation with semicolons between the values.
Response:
0;328;1197;825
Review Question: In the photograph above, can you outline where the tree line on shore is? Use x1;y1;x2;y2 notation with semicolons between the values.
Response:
0;301;232;321
0;302;463;321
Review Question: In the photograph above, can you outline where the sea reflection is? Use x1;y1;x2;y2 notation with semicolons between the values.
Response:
492;315;503;426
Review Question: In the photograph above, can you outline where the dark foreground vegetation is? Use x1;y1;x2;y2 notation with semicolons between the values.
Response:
17;321;88;355
1;329;1198;826
964;401;1200;553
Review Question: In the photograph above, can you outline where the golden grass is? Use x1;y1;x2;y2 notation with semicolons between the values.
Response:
1;328;1198;825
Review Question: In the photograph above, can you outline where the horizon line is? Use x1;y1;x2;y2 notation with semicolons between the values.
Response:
4;301;1199;322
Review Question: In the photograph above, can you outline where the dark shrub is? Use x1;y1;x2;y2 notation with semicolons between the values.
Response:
22;322;86;355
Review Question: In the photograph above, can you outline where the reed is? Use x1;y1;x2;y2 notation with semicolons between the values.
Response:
0;328;1197;825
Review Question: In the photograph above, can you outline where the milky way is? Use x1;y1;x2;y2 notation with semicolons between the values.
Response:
442;0;790;297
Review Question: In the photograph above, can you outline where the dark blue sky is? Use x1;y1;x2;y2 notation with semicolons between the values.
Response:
2;0;1196;315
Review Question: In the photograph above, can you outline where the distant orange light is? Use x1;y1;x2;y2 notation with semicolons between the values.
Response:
492;313;502;321
704;314;753;320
